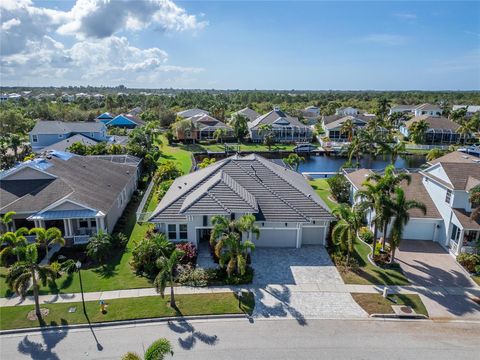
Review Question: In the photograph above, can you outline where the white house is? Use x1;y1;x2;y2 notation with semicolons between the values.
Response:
345;151;480;256
335;107;359;116
414;103;442;117
389;105;417;115
148;154;334;248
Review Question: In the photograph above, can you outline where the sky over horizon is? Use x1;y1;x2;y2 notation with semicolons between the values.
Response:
1;0;479;90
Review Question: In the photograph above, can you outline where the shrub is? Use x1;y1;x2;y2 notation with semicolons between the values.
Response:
457;253;480;273
176;265;209;287
154;161;181;184
206;267;254;285
131;234;174;278
475;264;480;274
358;227;374;244
112;232;129;249
86;232;112;264
144;338;173;360
121;352;141;360
331;252;359;272
175;242;197;265
326;174;350;203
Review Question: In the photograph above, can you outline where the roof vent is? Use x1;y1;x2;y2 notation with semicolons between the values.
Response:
273;105;280;111
462;156;469;159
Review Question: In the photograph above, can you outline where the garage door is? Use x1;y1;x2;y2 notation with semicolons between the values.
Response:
255;228;297;247
302;227;325;245
402;220;436;241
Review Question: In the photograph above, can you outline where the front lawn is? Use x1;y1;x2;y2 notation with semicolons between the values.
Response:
157;135;192;174
472;276;480;286
352;293;428;317
309;178;339;211
335;239;410;286
0;292;254;330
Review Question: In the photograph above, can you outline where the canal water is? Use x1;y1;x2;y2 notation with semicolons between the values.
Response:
297;154;426;176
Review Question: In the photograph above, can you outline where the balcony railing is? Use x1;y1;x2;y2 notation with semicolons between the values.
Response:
449;239;459;254
73;235;90;245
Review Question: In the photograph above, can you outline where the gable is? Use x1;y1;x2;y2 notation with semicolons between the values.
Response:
46;200;92;212
424;164;452;186
2;166;55;181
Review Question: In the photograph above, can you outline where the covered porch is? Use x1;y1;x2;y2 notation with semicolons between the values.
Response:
28;209;106;245
449;209;480;255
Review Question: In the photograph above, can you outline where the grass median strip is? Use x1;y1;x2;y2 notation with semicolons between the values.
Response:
351;293;428;317
0;292;255;331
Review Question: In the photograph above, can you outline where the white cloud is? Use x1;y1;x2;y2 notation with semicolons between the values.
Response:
394;12;417;21
57;0;208;39
360;34;407;46
0;0;207;86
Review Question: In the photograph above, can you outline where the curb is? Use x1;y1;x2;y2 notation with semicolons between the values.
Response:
370;313;428;320
0;313;247;336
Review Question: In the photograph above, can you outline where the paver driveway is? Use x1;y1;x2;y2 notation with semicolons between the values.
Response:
395;240;480;320
250;246;367;320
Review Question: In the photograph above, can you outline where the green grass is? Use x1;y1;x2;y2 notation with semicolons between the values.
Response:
308;178;339;211
472;276;480;286
157;135;192;174
351;293;428;317
0;292;254;330
336;239;410;286
179;142;296;153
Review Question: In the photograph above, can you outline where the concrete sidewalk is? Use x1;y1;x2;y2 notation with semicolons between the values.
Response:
1;283;479;308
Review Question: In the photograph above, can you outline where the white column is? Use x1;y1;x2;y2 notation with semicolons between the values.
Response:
458;229;465;255
296;224;302;249
63;219;69;237
68;219;73;236
39;220;45;228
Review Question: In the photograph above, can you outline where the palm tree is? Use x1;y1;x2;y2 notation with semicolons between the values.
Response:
340;118;356;141
213;128;228;144
9;134;21;160
230;113;249;142
346;136;362;166
376;98;391;121
409;120;429;144
457;120;473;144
0;211;16;233
355;182;383;257
29;227;65;261
426;148;445;162
389;187;426;263
210;214;259;277
86;231;112;263
172;119;196;142
154;248;184;308
332;204;364;264
258;123;274;150
0;228;28;264
469;185;480;221
6;244;59;320
283;153;305;171
122;338;173;360
390;141;405;165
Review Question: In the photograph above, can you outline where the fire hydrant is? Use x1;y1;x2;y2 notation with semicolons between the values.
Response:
100;300;107;313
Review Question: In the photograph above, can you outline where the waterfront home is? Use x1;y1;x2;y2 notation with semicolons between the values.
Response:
345;151;480;256
389;105;417;115
452;105;480;117
231;107;260;122
0;151;140;245
413;103;443;117
29;120;108;152
400;116;464;144
176;108;210;119
149;154;334;247
322;115;369;142
174;114;233;141
248;106;313;143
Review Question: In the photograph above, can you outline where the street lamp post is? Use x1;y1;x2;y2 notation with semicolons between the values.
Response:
76;261;86;314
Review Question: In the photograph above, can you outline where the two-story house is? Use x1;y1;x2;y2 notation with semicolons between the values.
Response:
335;107;359;116
248;106;313;143
413;103;443;117
400;116;463;144
344;151;480;256
30;121;108;152
0;151;141;245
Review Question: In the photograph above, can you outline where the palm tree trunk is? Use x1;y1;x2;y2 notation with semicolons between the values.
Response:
382;222;388;249
31;267;42;319
371;222;378;258
170;273;176;308
390;246;396;264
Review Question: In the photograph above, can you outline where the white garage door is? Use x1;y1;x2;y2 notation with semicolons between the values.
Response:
302;227;325;245
402;220;436;241
255;228;297;247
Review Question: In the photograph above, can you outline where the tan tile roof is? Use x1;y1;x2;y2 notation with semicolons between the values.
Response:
400;173;440;219
404;116;459;131
428;151;478;165
453;209;480;230
344;169;374;190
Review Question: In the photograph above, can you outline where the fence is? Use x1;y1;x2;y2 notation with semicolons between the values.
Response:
135;179;156;223
404;144;451;151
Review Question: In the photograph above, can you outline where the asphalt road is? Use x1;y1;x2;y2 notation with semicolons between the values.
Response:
1;318;479;360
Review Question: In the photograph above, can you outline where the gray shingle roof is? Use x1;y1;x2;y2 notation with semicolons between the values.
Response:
176;109;210;119
30;121;106;135
324;116;368;131
188;114;232;131
405;116;459;131
233;108;260;122
40;134;99;153
249;108;308;130
150;154;334;223
0;154;138;215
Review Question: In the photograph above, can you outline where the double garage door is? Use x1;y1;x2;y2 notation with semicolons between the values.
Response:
254;227;325;247
402;220;437;241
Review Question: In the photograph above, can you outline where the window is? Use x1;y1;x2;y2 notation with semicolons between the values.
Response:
79;219;88;228
445;189;452;204
32;134;38;143
168;224;176;240
179;224;188;240
90;219;96;229
450;224;461;243
203;215;208;227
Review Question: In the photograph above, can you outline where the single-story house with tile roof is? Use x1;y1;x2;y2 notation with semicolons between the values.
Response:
103;114;145;129
231;107;260;122
400;116;465;144
344;168;443;242
149;154;334;248
0;151;141;245
248;106;313;143
29;120;108;152
176;108;210;119
175;114;233;141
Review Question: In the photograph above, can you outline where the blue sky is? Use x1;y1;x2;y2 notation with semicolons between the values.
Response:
1;0;479;90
